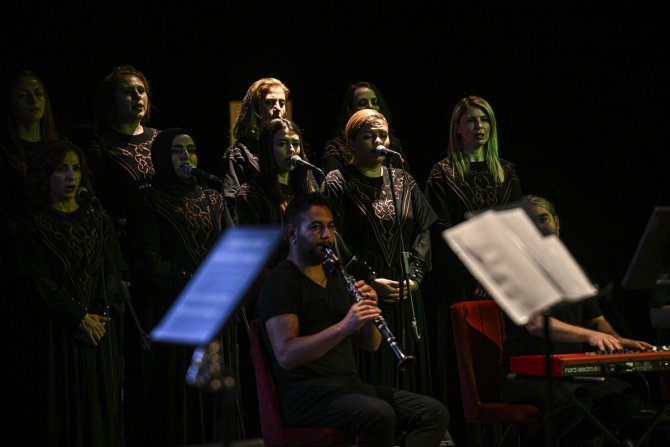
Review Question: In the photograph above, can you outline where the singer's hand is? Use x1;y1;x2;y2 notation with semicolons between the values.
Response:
373;278;402;302
77;313;108;346
401;279;418;297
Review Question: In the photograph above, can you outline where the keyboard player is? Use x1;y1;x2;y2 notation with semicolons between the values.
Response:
500;195;653;446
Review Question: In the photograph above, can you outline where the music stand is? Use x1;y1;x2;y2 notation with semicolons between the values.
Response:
150;225;283;446
151;225;282;345
621;206;670;446
442;206;598;326
622;206;670;290
442;205;606;447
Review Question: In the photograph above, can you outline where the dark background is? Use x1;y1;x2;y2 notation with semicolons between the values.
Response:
4;3;668;338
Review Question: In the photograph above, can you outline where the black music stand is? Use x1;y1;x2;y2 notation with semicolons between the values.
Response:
622;206;670;291
151;225;282;447
621;206;670;447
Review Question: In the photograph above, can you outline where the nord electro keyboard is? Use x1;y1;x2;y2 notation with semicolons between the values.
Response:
510;347;670;377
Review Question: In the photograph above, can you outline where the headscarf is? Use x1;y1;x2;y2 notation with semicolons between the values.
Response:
150;127;197;196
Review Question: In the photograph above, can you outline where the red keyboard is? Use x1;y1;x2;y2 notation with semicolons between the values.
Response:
510;347;670;377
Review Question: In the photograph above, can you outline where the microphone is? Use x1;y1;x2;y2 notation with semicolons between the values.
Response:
76;186;99;207
374;145;405;164
184;164;222;183
290;155;325;177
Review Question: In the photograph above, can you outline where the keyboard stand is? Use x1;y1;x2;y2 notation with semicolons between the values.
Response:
550;379;670;447
631;402;669;447
553;379;629;446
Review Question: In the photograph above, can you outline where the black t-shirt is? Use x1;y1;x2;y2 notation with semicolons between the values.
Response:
257;259;360;385
501;297;603;376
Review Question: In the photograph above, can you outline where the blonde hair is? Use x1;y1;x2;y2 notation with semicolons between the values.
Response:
344;109;388;165
448;96;504;184
344;109;388;141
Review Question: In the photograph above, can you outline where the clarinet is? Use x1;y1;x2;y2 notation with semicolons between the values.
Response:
322;246;416;371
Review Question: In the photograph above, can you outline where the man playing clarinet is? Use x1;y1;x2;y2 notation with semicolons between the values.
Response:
256;192;449;447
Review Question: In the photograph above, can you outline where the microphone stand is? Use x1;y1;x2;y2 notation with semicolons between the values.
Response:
85;201;150;447
86;203;151;351
382;157;420;388
309;168;325;188
200;180;247;442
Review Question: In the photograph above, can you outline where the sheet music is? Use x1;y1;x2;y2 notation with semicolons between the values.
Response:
150;225;282;346
443;208;597;325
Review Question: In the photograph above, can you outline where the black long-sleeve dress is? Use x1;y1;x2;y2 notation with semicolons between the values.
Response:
15;205;126;447
220;139;260;216
124;128;234;446
322;165;437;395
87;126;159;231
423;157;523;432
423;158;523;300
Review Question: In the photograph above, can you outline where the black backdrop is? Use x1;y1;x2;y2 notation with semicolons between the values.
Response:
4;2;668;338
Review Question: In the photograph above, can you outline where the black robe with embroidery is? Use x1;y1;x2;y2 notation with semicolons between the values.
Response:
423;158;523;301
235;166;319;226
124;128;234;446
423;157;523;423
322;165;437;395
15;206;125;447
234;165;320;323
220;139;260;215
87;126;159;229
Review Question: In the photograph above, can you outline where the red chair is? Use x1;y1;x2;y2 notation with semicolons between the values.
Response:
450;300;541;446
248;319;357;447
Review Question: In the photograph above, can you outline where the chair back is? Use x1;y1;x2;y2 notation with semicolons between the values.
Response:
450;300;540;424
248;319;356;447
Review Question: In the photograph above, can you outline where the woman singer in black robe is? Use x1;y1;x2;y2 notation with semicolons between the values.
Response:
15;138;125;447
124;127;234;446
321;109;438;396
